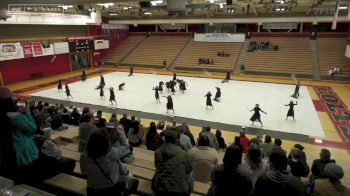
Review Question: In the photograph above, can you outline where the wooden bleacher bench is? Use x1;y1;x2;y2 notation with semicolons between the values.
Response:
51;126;79;142
44;173;87;195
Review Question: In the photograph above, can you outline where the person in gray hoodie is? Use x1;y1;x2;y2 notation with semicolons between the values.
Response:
78;113;98;152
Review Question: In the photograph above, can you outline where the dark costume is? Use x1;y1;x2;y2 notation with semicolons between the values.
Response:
221;70;231;83
128;66;133;76
286;102;297;119
166;96;174;113
178;80;187;92
250;106;263;122
205;92;213;108
65;84;72;99
99;88;105;98
291;83;300;99
158;81;164;92
173;72;176;81
109;88;117;105
58;79;62;91
153;87;160;102
214;87;221;102
81;70;86;82
100;75;105;87
119;83;125;91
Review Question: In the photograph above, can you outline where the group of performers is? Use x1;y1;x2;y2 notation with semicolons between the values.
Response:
57;68;302;127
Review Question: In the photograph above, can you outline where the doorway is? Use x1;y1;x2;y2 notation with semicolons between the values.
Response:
69;52;91;71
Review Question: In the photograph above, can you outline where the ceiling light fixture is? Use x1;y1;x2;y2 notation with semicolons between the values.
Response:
58;5;73;10
150;0;163;6
97;3;114;8
339;6;348;10
144;12;152;15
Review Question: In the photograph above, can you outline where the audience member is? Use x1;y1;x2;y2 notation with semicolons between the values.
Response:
239;128;250;153
182;122;196;146
242;144;265;188
61;108;71;125
178;125;192;151
119;114;131;136
215;130;226;150
189;135;219;183
78;112;98;152
260;135;273;156
70;107;81;126
311;148;335;179
152;131;192;196
199;126;219;149
208;145;252;196
128;116;142;147
80;133;132;196
313;163;350;196
288;147;309;178
108;113;118;126
267;138;286;157
145;122;162;151
234;136;243;153
254;148;306;196
94;110;107;128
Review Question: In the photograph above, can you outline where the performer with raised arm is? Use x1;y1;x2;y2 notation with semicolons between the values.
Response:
291;81;300;99
128;65;134;76
118;83;125;91
213;87;221;102
173;71;177;81
221;69;232;83
158;81;164;93
163;95;174;113
109;87;117;105
81;69;86;82
250;104;267;127
65;83;73;99
57;78;63;91
178;79;187;93
205;91;214;109
285;100;298;121
153;86;160;103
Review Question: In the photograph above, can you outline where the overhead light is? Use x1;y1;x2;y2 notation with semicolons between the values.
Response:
144;12;152;15
123;6;132;10
276;0;285;4
97;3;114;8
58;5;73;10
276;8;285;12
315;139;323;143
339;6;348;10
219;3;224;9
109;12;118;16
209;0;216;3
150;0;163;6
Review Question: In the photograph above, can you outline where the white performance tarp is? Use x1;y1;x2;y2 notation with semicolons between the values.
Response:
194;33;245;43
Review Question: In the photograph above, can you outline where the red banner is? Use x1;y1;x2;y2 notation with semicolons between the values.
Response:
32;42;43;55
22;42;33;58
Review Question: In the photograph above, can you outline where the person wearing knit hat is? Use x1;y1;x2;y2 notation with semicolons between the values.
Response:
0;86;15;100
313;163;350;196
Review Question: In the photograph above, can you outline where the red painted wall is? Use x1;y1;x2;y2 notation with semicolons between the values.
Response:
0;53;70;84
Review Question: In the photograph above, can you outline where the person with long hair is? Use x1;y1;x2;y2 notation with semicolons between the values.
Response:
285;100;298;121
205;91;214;109
146;122;162;151
242;144;265;188
250;104;267;127
208;145;252;196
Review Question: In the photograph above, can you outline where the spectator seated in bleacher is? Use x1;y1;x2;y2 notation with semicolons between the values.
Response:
247;41;278;52
215;130;226;150
78;112;98;152
152;131;193;196
189;134;219;183
217;51;230;57
311;148;336;179
94;110;107;128
254;148;306;196
70;107;81;126
208;144;253;196
178;125;192;151
287;147;310;179
80;132;137;196
198;58;214;65
128;116;142;147
313;163;350;196
199;126;219;149
145;122;163;151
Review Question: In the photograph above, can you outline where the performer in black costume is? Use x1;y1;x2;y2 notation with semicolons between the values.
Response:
65;83;73;99
178;79;187;93
158;81;164;93
205;91;214;109
81;69;86;82
57;78;62;91
163;95;174;113
291;81;300;99
109;87;117;105
153;86;160;103
285;101;298;121
170;80;176;95
128;65;134;76
118;83;125;91
173;71;176;81
99;88;105;99
100;74;105;87
250;104;267;127
222;69;232;83
213;87;221;102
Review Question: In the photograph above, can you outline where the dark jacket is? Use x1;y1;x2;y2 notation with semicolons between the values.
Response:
311;159;336;179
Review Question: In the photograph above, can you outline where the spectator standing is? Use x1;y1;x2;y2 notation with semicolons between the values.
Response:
241;144;265;188
145;122;162;151
189;135;219;183
239;129;250;153
178;125;192;151
215;130;226;150
311;148;335;179
70;107;81;126
182;122;196;146
208;145;252;196
234;136;243;153
199;126;219;149
119;114;131;136
267;138;287;157
152;131;192;196
260;135;273;156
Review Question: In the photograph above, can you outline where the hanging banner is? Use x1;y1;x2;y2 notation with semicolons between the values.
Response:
194;33;245;42
32;42;43;55
159;24;186;30
94;40;110;50
53;42;69;54
0;42;24;61
22;42;33;58
263;23;298;30
101;24;129;30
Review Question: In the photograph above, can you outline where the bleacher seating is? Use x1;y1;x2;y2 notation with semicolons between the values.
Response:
243;38;313;76
103;36;145;64
122;36;191;67
176;41;242;70
317;38;350;77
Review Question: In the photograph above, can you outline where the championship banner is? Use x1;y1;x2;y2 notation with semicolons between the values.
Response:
22;42;33;58
0;42;24;61
32;42;43;55
102;24;129;30
263;23;298;30
94;40;109;50
194;33;245;43
159;24;186;30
